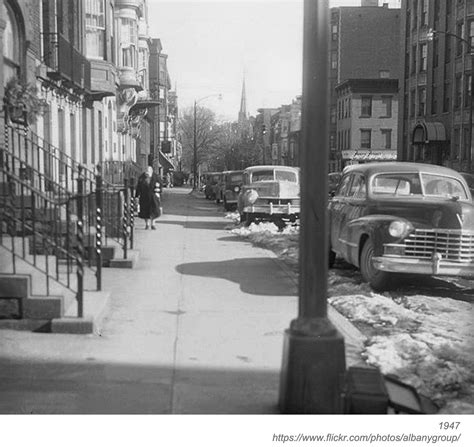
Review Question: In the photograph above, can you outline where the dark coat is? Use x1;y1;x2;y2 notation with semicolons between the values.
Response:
135;172;162;219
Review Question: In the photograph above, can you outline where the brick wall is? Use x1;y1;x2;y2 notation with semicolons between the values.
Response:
339;7;401;81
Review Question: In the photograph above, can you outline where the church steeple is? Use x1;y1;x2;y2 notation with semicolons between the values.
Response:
237;76;251;139
238;77;247;124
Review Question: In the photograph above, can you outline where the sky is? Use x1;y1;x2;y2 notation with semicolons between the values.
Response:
147;0;399;122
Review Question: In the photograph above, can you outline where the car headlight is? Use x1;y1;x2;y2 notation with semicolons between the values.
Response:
234;186;240;193
388;220;411;238
246;189;259;204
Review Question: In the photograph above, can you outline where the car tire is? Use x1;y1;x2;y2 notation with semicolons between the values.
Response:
245;213;255;227
360;238;391;291
273;217;286;230
223;199;230;211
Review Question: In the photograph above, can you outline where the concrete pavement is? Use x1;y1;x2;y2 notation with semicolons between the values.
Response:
0;187;365;414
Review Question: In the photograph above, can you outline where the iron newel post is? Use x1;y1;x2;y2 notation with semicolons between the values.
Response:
279;0;346;414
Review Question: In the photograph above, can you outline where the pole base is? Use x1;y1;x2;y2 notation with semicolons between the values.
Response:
279;319;346;414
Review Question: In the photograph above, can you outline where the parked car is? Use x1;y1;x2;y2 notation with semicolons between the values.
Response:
328;172;342;196
222;170;243;211
329;162;474;291
203;172;222;200
238;165;300;228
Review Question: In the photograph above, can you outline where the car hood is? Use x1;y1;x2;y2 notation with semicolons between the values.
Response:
368;198;474;230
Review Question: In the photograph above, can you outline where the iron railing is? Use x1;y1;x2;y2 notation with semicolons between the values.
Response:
1;112;137;317
5;123;134;254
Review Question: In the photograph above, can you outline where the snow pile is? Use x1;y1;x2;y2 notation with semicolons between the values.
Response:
231;222;299;271
229;220;474;413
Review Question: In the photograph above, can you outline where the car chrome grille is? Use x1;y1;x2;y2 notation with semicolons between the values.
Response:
404;229;474;262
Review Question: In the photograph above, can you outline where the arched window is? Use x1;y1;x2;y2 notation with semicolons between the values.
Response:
3;1;22;83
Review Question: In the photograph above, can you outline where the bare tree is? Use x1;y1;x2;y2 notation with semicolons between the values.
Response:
178;106;223;173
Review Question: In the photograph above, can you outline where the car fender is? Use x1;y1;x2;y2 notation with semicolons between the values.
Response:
346;214;412;267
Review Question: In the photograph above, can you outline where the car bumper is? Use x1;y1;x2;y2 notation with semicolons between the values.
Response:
373;255;474;277
243;204;300;215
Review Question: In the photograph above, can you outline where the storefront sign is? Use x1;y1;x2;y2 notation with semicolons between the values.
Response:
342;150;397;161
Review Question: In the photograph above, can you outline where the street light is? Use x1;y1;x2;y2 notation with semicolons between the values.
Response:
193;93;222;190
427;28;474;169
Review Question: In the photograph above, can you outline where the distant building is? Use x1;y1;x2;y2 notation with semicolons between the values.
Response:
254;107;279;165
336;79;398;166
330;2;400;166
398;0;473;171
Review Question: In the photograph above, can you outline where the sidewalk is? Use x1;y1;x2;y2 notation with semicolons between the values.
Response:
0;187;365;414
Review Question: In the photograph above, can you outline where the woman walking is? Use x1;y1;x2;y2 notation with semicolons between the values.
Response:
135;166;162;229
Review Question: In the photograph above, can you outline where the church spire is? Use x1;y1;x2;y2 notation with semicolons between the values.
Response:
238;77;247;123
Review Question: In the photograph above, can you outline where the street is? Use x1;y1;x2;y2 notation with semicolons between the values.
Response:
0;187;301;414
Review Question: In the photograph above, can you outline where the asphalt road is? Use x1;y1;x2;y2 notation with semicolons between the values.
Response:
0;187;300;414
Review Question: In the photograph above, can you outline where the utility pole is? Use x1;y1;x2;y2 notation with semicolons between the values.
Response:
279;0;346;414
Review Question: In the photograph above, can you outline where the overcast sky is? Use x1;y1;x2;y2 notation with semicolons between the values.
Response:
147;0;399;121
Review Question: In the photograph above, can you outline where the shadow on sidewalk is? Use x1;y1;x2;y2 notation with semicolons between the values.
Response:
157;220;229;231
0;357;280;414
176;258;297;296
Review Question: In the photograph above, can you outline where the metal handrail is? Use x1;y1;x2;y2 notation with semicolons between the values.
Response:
7;123;133;252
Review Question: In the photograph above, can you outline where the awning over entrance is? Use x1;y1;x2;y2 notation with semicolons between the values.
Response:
412;121;447;144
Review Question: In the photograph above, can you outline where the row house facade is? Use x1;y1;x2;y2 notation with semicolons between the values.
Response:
252;99;301;168
398;0;474;171
336;79;399;166
148;39;181;176
1;0;179;187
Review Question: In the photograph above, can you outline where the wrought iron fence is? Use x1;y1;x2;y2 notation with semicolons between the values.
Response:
1;111;137;317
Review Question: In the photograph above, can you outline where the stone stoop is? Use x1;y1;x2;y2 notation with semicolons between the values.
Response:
0;274;64;332
108;249;139;269
84;245;116;267
0;274;111;334
51;290;111;335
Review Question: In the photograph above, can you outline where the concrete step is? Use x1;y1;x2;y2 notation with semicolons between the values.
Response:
0;273;64;320
53;290;111;334
109;249;139;269
0;274;30;298
23;295;64;319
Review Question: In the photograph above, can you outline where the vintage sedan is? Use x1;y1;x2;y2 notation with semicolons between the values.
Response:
222;170;243;211
329;162;474;291
238;165;300;228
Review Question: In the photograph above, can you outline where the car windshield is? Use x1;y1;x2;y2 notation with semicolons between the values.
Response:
229;174;242;183
371;172;468;200
421;174;468;200
250;169;297;183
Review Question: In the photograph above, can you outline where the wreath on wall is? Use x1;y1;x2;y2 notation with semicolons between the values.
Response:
4;77;48;125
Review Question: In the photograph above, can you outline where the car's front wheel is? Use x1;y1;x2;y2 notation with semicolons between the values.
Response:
360;238;391;291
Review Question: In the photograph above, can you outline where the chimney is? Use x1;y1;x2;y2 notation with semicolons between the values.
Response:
361;0;379;6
